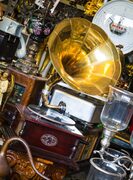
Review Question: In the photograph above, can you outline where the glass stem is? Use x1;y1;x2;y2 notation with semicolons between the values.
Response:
100;128;115;153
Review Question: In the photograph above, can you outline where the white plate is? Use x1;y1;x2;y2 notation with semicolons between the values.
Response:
93;0;133;54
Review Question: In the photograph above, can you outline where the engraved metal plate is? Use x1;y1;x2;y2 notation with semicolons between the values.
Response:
41;134;58;147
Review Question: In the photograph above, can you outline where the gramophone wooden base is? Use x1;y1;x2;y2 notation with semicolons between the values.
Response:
7;150;67;180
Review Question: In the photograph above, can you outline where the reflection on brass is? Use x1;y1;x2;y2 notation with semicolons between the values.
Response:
84;0;104;16
39;48;51;74
35;37;49;66
49;165;67;180
48;18;122;96
6;150;66;180
7;150;49;179
42;73;62;110
35;43;46;66
45;73;61;92
46;64;55;78
0;137;50;179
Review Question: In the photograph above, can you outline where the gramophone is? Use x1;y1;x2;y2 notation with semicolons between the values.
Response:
0;17;124;178
12;17;122;159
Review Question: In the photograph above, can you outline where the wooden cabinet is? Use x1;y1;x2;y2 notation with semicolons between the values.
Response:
2;66;45;124
7;66;45;106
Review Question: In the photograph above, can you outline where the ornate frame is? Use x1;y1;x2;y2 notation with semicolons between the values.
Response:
73;131;100;161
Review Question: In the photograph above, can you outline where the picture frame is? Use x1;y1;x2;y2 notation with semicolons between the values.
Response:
73;131;100;161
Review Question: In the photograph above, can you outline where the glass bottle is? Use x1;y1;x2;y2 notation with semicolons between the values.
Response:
101;86;133;131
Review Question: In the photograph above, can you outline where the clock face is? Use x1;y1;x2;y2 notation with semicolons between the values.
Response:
92;0;133;54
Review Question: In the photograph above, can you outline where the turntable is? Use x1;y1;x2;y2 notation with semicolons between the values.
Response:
27;104;76;126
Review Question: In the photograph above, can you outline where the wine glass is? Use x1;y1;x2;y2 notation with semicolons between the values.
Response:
100;86;133;153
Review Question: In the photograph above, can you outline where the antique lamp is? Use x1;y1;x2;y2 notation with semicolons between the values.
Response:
0;137;50;180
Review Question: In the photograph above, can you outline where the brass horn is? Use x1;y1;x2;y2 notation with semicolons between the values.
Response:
47;17;122;96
